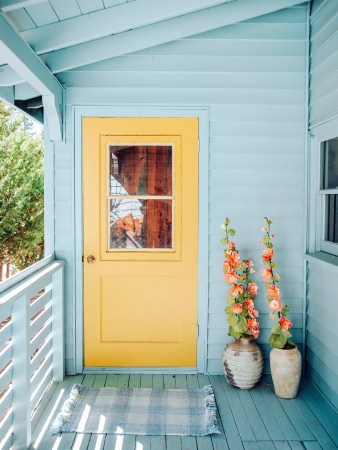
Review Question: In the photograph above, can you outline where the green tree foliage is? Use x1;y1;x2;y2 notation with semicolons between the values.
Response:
0;101;44;273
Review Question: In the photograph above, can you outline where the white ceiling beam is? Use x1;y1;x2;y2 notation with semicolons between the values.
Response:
0;12;63;140
20;0;237;53
0;0;47;12
0;85;14;103
0;64;22;85
45;0;308;74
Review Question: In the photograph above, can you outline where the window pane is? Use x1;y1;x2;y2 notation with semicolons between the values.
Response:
109;199;172;249
323;138;338;189
109;145;172;196
326;194;338;244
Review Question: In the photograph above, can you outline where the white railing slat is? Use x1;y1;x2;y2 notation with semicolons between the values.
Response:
31;350;52;392
0;407;13;449
0;363;12;395
0;258;64;450
30;365;53;411
0;322;11;348
30;288;52;318
30;337;52;375
30;302;52;341
0;306;11;326
30;321;53;356
0;385;12;423
0;342;12;373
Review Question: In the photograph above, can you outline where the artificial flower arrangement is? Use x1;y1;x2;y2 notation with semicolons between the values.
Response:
221;218;260;340
260;217;293;349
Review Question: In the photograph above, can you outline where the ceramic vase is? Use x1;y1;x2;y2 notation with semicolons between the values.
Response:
222;338;263;389
270;342;302;399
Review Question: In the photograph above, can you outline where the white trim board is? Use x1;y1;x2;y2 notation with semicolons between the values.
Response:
74;105;209;374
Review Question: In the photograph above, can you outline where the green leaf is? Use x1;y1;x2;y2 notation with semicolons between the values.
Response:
272;274;281;282
228;228;236;236
225;306;232;314
227;314;238;327
281;330;292;339
221;238;228;245
269;333;287;349
228;327;242;339
269;312;277;321
281;305;291;316
271;323;282;334
270;262;277;268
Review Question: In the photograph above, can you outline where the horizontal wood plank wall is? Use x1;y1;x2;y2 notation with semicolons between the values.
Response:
307;0;338;410
306;256;338;410
309;0;338;127
55;6;307;374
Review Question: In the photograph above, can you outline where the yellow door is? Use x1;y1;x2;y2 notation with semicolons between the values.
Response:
83;117;198;367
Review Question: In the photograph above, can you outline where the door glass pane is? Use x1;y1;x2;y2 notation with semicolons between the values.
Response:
325;194;338;244
323;138;338;189
109;199;172;249
110;145;172;196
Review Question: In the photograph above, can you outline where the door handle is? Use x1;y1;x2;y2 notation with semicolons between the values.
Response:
87;255;96;264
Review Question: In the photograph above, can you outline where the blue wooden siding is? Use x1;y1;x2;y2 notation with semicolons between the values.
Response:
306;0;338;410
54;6;308;374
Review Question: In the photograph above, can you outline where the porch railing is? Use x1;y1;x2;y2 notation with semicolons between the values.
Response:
0;256;65;450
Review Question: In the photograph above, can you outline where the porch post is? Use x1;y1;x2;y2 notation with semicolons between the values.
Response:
12;294;31;450
52;265;65;381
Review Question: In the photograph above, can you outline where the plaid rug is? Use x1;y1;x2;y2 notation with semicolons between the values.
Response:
50;384;219;436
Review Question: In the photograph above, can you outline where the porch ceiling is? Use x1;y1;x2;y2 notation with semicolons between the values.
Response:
0;0;309;140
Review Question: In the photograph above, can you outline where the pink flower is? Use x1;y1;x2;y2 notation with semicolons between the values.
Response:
231;303;243;315
226;251;241;267
227;241;236;249
269;299;283;312
260;268;272;282
230;284;244;297
271;234;275;238
267;284;281;300
279;316;293;331
262;248;274;262
248;282;258;295
262;226;268;232
250;268;255;273
248;307;259;318
224;270;239;284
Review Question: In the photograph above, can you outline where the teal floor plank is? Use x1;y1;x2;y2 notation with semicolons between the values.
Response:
259;384;300;441
237;388;270;441
29;375;338;450
273;442;292;450
87;434;106;450
250;385;286;441
210;376;244;450
220;376;256;442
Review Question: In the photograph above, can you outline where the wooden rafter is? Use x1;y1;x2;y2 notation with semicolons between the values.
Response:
0;0;47;12
0;12;63;140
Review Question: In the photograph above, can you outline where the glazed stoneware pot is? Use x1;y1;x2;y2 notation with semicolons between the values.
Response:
222;338;263;389
270;342;302;399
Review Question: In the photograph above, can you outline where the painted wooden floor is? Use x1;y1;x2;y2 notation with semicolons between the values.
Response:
29;374;338;450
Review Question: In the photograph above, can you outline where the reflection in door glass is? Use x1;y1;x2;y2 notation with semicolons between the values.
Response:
108;145;173;250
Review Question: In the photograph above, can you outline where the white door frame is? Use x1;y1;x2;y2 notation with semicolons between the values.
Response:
73;105;209;374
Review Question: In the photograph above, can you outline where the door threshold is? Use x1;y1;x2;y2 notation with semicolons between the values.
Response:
83;367;199;375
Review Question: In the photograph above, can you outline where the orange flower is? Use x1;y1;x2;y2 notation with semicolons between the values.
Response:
260;268;272;282
248;307;259;318
268;299;283;312
227;241;236;249
223;260;231;271
231;303;243;315
262;248;274;262
279;316;293;331
230;284;244;297
245;298;254;310
242;259;253;268
267;284;281;300
246;318;260;338
262;226;268;232
224;270;239;284
248;282;258;295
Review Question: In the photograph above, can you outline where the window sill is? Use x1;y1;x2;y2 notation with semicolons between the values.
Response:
306;251;338;272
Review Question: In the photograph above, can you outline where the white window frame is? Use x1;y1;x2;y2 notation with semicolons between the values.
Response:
309;122;338;257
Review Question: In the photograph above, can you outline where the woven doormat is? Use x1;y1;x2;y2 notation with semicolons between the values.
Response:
50;384;220;436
